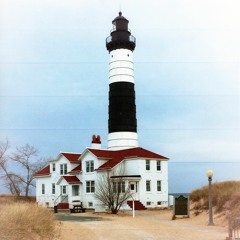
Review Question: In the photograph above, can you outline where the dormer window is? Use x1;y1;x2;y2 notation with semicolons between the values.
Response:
86;160;94;173
60;164;67;175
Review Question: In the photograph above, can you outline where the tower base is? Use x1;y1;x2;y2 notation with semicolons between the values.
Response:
108;132;138;150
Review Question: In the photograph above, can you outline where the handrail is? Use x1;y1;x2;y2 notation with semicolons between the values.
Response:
110;28;131;33
61;195;68;203
106;35;136;44
54;194;68;206
54;194;62;205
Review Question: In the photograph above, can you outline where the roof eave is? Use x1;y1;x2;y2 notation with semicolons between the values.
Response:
69;160;81;163
69;170;82;175
34;174;51;178
68;181;82;184
95;167;112;172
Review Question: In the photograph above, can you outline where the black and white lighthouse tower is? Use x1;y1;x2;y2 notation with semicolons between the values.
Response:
106;12;138;150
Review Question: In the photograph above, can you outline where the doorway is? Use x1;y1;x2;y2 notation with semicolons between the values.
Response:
129;181;139;200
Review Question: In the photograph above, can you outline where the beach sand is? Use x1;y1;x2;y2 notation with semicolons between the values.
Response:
56;209;228;240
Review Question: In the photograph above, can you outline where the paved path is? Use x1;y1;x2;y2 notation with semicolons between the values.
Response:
55;214;102;222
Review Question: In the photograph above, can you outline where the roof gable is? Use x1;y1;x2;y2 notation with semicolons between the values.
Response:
88;147;169;170
34;165;50;177
57;176;81;185
61;152;81;163
63;176;81;184
87;149;113;160
69;164;82;174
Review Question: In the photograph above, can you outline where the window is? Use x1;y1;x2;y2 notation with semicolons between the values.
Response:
88;202;93;207
52;183;55;194
157;160;161;171
72;185;79;196
157;180;162;192
157;201;162;206
130;183;138;192
60;164;67;175
61;185;67;195
113;181;125;193
146;201;151;206
52;163;56;172
86;160;94;172
146;160;150;170
86;181;95;193
42;184;45;194
146;180;151;192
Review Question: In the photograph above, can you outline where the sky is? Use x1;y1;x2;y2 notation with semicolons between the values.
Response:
0;0;240;193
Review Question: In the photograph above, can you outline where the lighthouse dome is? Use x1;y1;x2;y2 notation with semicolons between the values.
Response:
112;12;128;22
106;12;135;52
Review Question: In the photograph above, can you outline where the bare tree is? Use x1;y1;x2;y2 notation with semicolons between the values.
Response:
95;167;132;214
0;139;9;166
1;140;51;196
10;144;41;197
3;173;24;195
0;140;21;195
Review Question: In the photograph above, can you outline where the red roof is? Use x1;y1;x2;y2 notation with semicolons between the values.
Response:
61;153;81;163
34;165;50;176
88;147;169;170
69;164;82;174
63;176;81;184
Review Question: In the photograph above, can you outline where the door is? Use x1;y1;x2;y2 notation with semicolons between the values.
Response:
60;185;68;202
129;181;139;200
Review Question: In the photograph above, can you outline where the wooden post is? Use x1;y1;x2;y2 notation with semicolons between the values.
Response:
133;200;135;218
228;215;232;239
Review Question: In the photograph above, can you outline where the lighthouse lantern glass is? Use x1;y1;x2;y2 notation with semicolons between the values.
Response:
112;22;116;31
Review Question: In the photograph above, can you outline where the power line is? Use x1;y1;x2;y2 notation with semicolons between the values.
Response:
0;60;239;65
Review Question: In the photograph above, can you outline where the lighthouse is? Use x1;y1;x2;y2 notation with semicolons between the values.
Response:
106;12;138;150
34;12;170;211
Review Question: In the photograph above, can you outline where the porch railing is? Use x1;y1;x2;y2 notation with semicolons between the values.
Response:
54;194;68;206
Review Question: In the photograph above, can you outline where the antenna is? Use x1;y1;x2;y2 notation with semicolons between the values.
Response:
119;0;122;12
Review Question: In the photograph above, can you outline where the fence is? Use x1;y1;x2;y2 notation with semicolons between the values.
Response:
226;215;240;240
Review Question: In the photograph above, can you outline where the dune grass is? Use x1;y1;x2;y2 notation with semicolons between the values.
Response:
0;195;58;240
190;181;240;216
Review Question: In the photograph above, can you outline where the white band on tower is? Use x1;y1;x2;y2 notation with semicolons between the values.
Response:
109;49;134;84
108;132;138;150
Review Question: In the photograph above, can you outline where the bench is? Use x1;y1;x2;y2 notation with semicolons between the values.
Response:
69;203;86;213
69;200;86;213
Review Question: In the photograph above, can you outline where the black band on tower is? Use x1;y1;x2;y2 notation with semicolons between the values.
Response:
108;82;137;133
